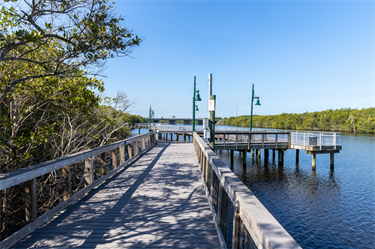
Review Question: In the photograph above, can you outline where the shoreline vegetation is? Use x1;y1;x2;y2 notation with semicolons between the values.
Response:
219;108;375;133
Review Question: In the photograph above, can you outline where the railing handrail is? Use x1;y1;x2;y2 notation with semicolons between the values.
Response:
0;132;156;191
193;132;301;249
0;131;157;249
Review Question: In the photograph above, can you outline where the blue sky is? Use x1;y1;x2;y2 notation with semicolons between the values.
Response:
100;0;374;119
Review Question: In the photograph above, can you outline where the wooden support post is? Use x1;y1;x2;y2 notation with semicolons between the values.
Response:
25;178;37;223
232;201;240;249
119;145;125;165
230;150;234;166
111;150;117;169
251;149;254;158
62;166;71;201
183;134;186;141
278;150;283;165
84;157;94;186
217;184;223;228
264;149;269;162
256;149;261;158
312;154;316;168
272;149;275;160
242;150;247;166
296;149;299;164
330;153;334;167
176;133;179;141
127;144;132;159
138;128;141;134
100;153;106;177
134;141;138;156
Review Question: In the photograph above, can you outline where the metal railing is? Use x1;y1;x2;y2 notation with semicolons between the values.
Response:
151;123;282;132
291;131;341;149
0;132;157;249
193;132;301;249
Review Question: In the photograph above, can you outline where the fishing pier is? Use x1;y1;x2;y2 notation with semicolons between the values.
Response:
151;124;342;168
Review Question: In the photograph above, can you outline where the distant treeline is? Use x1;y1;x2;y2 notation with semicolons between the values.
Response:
223;108;375;133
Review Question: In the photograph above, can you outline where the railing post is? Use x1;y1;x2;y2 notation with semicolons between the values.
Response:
223;134;226;150
100;153;106;177
62;166;71;201
236;133;238;150
232;201;240;249
25;178;37;223
119;145;125;165
320;133;322;150
84;157;94;186
262;133;265;149
134;141;138;156
334;133;336;149
127;143;133;159
111;150;117;169
275;133;278;149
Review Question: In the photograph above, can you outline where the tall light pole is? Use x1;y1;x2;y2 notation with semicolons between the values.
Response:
248;84;261;150
192;76;202;132
148;105;154;130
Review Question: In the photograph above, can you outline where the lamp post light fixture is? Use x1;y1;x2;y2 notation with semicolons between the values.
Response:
192;76;202;132
248;84;261;150
148;105;154;130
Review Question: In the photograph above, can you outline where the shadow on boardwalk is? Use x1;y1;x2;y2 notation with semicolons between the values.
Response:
14;143;220;248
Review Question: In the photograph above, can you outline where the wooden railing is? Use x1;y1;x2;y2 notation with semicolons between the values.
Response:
0;132;157;249
193;132;301;249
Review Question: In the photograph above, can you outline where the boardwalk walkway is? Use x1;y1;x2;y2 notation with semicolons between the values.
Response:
14;143;220;248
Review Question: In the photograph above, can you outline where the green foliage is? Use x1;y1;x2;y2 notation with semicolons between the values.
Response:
224;108;375;133
0;0;141;101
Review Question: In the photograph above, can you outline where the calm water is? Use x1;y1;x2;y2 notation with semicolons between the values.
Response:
132;127;375;248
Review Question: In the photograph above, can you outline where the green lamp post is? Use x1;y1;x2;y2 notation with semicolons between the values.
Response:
148;105;154;130
248;84;261;150
192;76;202;132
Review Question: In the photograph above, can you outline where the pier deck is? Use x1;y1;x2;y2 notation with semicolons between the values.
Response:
14;143;220;249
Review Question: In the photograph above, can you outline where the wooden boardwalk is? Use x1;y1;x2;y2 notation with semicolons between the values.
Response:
14;143;220;248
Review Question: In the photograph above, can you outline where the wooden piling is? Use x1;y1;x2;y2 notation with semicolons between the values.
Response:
242;150;247;166
330;153;334;167
264;149;269;162
256;149;261;158
296;149;299;164
278;150;283;165
230;150;234;166
251;149;254;158
312;154;316;168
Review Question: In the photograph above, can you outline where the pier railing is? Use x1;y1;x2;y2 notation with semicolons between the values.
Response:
291;131;341;149
0;132;157;249
193;132;301;249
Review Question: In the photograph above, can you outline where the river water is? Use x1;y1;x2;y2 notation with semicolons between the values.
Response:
132;127;375;249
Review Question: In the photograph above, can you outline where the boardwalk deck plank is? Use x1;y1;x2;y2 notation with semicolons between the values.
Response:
13;144;220;249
